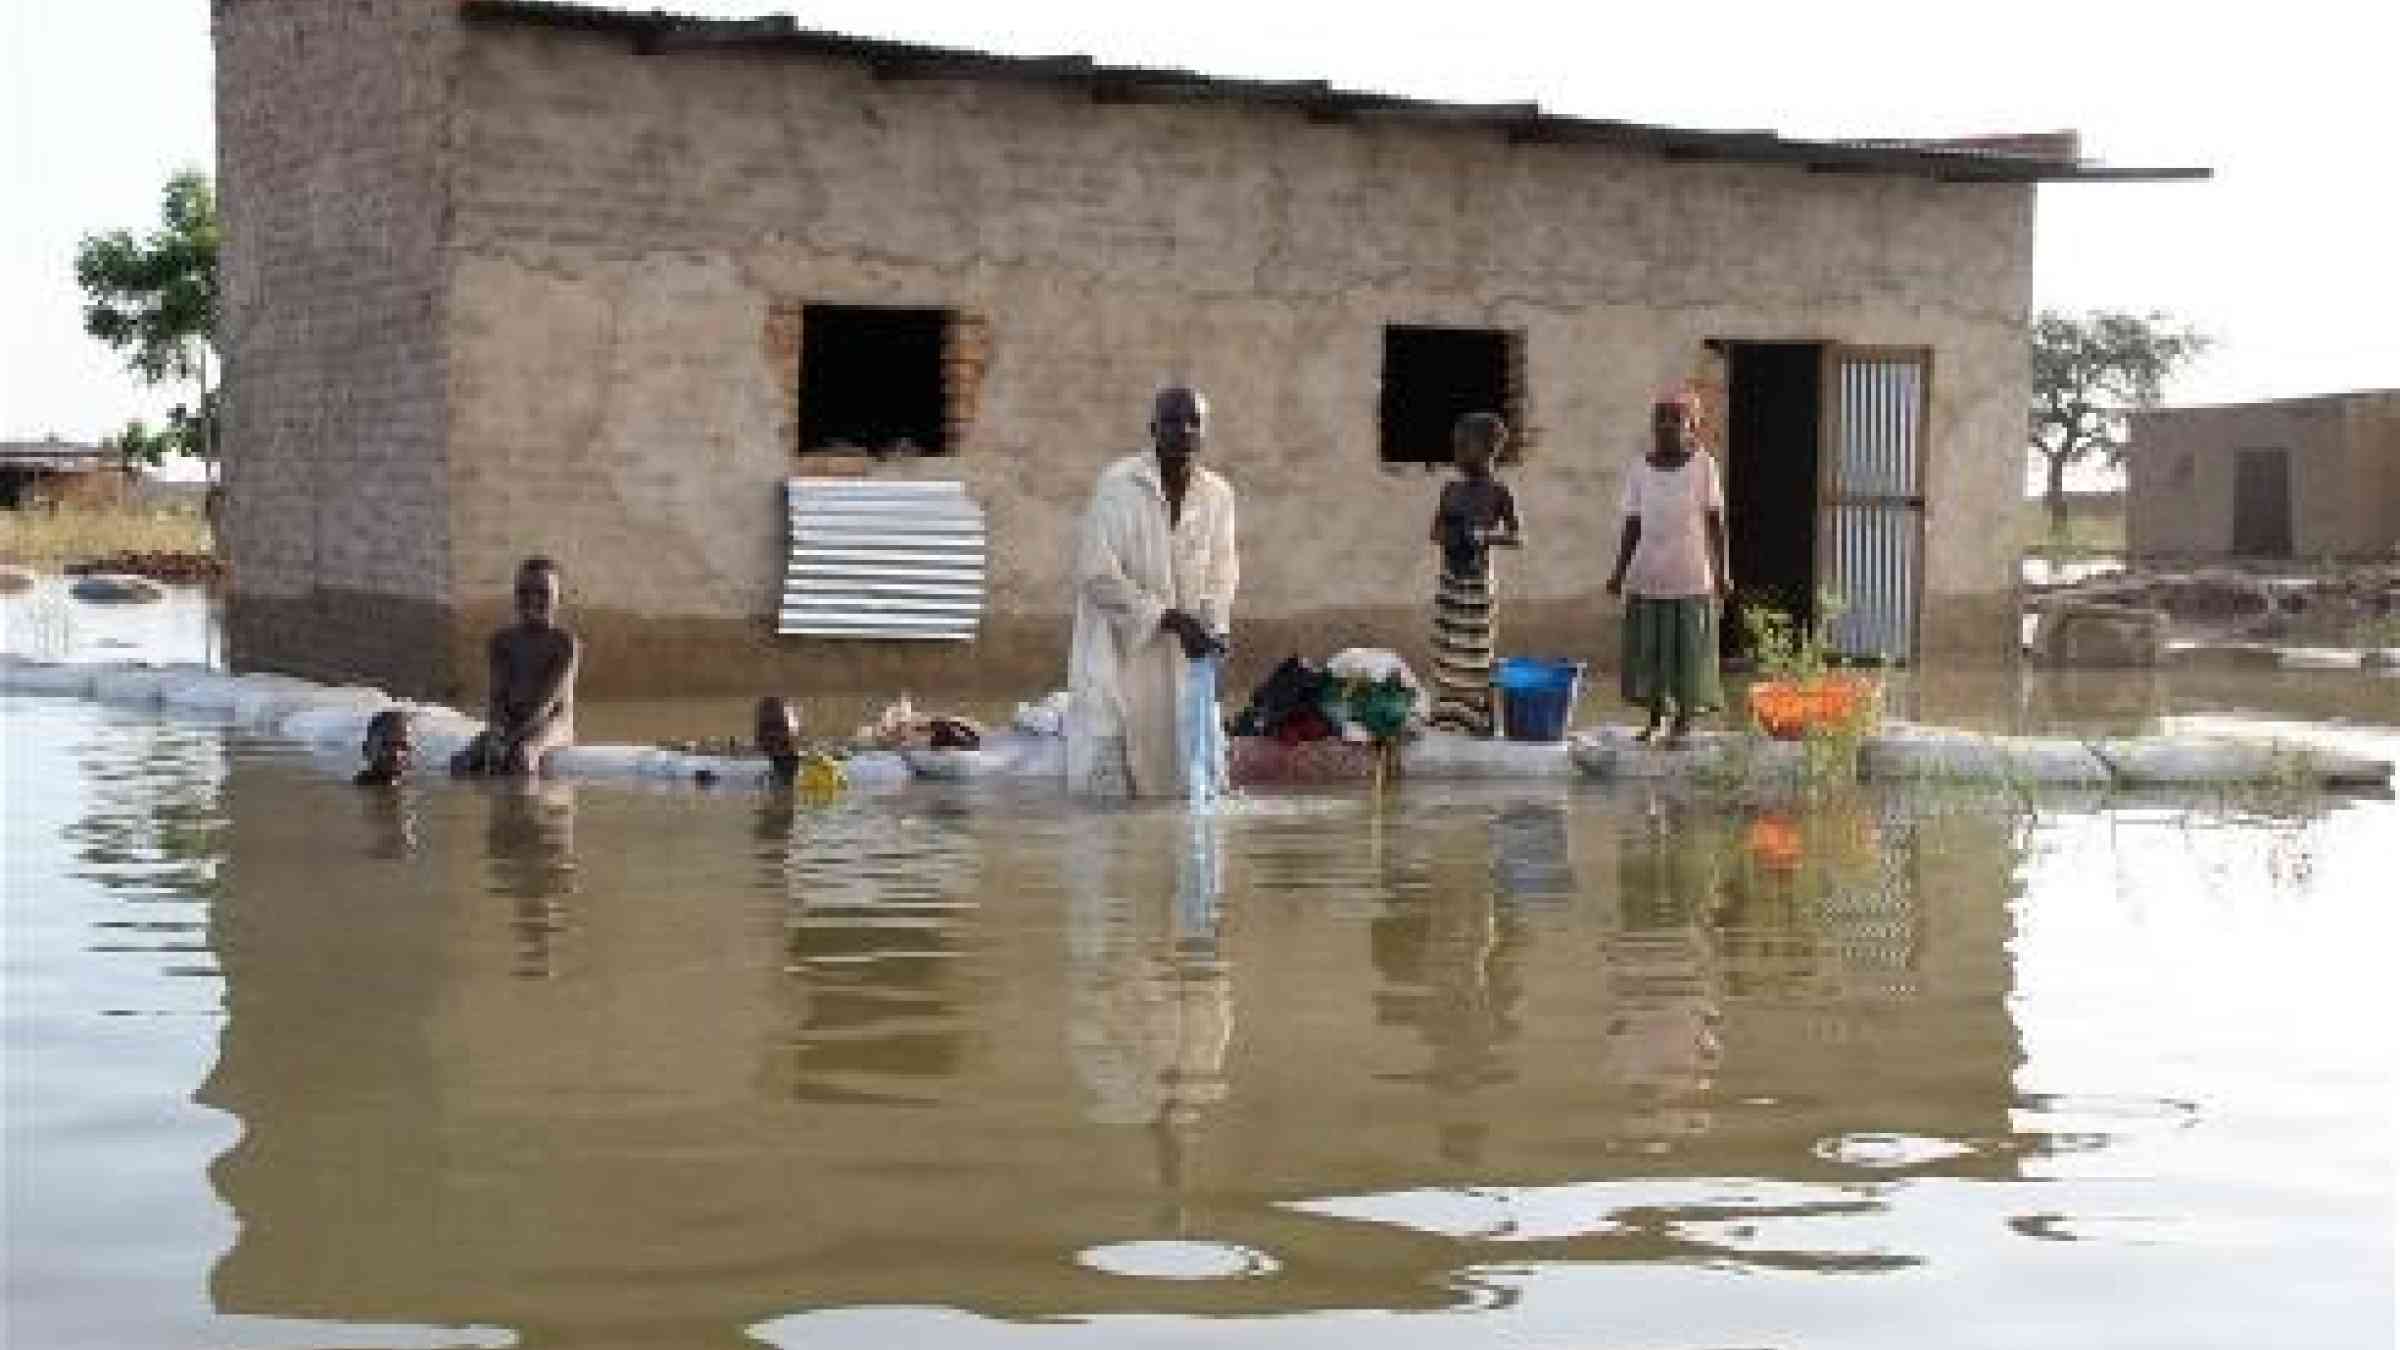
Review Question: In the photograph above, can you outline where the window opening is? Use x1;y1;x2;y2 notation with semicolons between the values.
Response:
1379;325;1521;465
798;305;957;456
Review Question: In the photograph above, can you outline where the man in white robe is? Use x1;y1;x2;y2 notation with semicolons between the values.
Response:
1067;387;1240;798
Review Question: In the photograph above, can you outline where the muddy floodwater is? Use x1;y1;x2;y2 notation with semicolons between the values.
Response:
4;588;2396;1348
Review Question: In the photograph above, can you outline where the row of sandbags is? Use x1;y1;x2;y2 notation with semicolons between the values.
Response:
0;658;916;791
1568;720;2390;789
11;658;2386;793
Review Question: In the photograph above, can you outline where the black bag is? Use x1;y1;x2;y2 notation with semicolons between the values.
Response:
1237;656;1327;738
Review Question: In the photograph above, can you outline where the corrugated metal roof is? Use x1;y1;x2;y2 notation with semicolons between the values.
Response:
458;1;2208;184
0;441;108;471
779;478;987;640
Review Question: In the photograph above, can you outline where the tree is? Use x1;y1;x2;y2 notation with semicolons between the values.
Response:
74;170;219;469
2028;309;2210;536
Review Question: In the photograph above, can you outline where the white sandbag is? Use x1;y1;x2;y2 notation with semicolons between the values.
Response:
2094;736;2391;788
1402;730;1576;781
265;688;391;738
90;664;193;705
2275;647;2363;671
1861;726;2112;788
633;749;755;784
542;744;653;780
0;661;98;697
1572;728;1810;783
159;670;248;712
1012;690;1071;738
228;675;338;729
904;732;1068;782
843;750;914;790
276;703;387;750
405;710;483;765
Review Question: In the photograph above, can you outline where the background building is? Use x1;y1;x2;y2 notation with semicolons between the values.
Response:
2127;390;2400;561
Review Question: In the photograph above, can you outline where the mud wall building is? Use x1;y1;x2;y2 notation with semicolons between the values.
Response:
214;0;2199;699
2127;390;2400;562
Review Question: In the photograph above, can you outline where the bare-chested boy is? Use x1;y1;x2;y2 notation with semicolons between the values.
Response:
452;557;580;777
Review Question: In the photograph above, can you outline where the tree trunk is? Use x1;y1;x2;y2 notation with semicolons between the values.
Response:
2044;455;2068;541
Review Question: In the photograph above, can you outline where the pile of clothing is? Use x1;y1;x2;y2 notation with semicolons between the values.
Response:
1225;650;1428;787
1229;649;1426;747
856;693;984;750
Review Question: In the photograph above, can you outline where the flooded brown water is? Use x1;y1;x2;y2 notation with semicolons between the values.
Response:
5;587;2396;1348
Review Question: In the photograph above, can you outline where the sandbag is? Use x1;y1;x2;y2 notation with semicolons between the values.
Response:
90;665;190;705
1011;691;1071;738
159;671;248;712
1861;726;2113;788
226;675;337;729
2276;648;2363;671
0;661;98;697
843;750;914;790
905;733;1069;782
1570;727;1811;784
2093;736;2391;788
275;703;393;750
1403;730;1576;781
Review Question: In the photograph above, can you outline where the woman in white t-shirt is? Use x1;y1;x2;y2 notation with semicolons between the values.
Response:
1605;393;1734;747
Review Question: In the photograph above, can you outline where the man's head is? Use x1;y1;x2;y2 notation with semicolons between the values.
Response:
514;557;562;628
1453;412;1508;472
754;696;801;760
1650;394;1696;458
1149;386;1209;468
360;709;415;782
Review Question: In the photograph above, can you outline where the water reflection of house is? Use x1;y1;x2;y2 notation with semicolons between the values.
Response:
200;777;2028;1340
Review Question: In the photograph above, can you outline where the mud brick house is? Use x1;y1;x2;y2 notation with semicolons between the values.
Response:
213;0;2203;699
2128;390;2400;562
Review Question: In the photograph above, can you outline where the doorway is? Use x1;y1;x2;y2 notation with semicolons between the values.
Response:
2231;448;2293;558
1720;342;1825;656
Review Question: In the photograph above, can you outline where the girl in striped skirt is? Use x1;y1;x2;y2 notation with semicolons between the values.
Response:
1428;413;1523;735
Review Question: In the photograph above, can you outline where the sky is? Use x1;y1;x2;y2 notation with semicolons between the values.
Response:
5;0;2396;484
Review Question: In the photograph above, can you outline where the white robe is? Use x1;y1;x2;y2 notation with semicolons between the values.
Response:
1066;453;1240;798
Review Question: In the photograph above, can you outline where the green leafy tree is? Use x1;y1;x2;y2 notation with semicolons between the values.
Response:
2028;309;2210;536
74;170;219;468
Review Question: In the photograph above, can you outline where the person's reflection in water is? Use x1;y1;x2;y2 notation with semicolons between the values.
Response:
358;782;420;861
1600;800;1726;1142
1067;811;1235;1232
1370;813;1525;1167
484;781;578;979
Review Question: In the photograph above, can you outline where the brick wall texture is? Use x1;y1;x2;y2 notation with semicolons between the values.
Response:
218;4;2041;696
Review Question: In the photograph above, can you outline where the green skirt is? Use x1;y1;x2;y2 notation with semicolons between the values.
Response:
1620;596;1723;714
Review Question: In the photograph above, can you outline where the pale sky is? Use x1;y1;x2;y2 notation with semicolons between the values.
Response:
6;0;2396;474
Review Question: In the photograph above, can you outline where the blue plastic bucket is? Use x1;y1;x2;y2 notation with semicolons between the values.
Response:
1492;658;1583;743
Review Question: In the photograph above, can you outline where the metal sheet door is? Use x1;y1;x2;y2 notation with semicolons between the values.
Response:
1818;348;1930;663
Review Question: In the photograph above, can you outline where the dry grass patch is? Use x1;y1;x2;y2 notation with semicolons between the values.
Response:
0;503;213;567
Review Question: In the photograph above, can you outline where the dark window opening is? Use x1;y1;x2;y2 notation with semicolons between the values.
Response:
798;305;953;455
1379;326;1520;465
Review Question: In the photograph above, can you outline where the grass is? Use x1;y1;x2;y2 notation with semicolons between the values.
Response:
0;502;213;567
2016;499;2127;559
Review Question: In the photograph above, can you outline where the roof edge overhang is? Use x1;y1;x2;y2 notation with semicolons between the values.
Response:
455;1;2212;185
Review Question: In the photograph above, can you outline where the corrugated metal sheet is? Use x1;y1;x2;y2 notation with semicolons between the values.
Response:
1824;356;1925;664
779;479;987;640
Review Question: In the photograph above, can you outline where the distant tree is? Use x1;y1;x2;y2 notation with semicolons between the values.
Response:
2028;309;2210;536
102;418;178;471
74;170;219;469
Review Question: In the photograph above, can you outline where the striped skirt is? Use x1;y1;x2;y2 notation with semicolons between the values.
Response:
1430;566;1497;735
